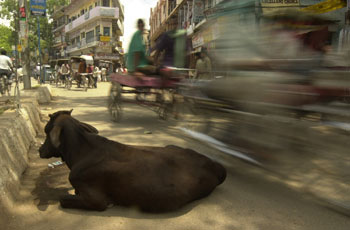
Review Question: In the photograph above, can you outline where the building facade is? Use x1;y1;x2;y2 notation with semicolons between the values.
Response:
52;0;124;62
150;0;348;51
52;5;68;59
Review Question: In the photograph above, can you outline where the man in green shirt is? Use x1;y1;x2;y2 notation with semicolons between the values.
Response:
126;19;155;75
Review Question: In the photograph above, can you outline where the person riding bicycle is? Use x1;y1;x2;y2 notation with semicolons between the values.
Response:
0;49;13;81
59;62;71;83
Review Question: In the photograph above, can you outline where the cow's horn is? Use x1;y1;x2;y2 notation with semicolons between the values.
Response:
69;109;73;115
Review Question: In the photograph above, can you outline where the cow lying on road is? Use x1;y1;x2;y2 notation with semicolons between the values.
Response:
39;110;226;212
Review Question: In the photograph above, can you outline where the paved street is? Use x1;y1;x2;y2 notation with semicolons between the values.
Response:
4;82;350;230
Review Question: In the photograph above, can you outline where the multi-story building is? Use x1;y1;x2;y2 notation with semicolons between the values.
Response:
150;0;221;47
53;0;124;61
51;5;68;59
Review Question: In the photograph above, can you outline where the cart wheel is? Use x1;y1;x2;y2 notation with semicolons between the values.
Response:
108;83;122;122
158;104;169;120
343;88;350;104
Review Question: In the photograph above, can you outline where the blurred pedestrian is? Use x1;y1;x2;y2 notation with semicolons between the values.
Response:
101;66;107;82
77;59;86;88
195;50;212;79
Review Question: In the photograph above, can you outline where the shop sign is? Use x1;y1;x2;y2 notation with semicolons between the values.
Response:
100;36;111;42
97;46;112;53
30;0;46;16
192;33;204;48
261;0;299;6
95;53;119;60
300;0;346;14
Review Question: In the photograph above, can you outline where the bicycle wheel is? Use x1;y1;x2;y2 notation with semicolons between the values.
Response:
6;80;11;97
0;76;5;96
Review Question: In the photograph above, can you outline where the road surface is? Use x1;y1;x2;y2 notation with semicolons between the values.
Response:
4;82;350;230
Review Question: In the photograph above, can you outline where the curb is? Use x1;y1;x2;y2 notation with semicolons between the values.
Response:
0;86;51;211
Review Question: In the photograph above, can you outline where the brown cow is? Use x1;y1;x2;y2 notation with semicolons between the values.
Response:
39;110;226;212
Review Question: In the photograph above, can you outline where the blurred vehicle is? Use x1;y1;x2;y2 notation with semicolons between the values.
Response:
177;1;350;165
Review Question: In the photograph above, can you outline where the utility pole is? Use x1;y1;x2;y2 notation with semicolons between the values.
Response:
37;16;43;84
29;0;46;84
20;0;31;89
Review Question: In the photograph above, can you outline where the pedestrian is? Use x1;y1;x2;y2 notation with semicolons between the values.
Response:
94;66;101;83
77;59;86;88
101;66;107;82
195;49;212;79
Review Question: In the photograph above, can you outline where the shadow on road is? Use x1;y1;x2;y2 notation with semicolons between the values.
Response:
31;165;71;211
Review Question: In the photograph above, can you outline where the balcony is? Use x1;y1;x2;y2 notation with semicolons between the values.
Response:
65;6;119;33
67;36;117;53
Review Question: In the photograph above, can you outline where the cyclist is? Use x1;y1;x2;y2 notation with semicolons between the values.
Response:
59;61;71;85
0;49;13;95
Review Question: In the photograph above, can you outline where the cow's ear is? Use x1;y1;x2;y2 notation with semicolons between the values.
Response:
49;114;53;118
50;125;62;148
69;109;73;115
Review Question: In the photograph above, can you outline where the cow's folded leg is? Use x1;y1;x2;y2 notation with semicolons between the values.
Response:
60;189;108;211
60;195;86;210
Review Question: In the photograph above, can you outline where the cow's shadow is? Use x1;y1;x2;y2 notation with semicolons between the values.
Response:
31;163;203;219
31;164;72;211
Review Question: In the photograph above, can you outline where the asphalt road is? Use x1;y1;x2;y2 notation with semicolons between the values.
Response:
4;82;350;230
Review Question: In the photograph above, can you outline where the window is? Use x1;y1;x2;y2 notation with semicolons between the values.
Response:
102;0;110;7
103;27;110;36
80;9;84;15
89;5;93;10
86;30;95;43
95;26;100;36
95;2;98;7
81;32;85;39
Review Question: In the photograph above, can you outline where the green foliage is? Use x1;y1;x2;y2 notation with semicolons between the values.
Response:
0;25;14;54
0;0;69;57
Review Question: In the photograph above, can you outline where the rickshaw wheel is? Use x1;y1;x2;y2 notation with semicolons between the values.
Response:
158;103;170;120
108;82;122;122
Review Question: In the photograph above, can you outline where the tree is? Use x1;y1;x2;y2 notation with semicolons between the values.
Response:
0;0;69;58
0;25;14;54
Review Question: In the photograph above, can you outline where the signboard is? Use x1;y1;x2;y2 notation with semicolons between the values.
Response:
19;21;27;38
192;33;204;48
18;45;22;52
100;36;111;42
30;0;46;16
300;0;346;14
261;0;299;6
95;53;119;60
